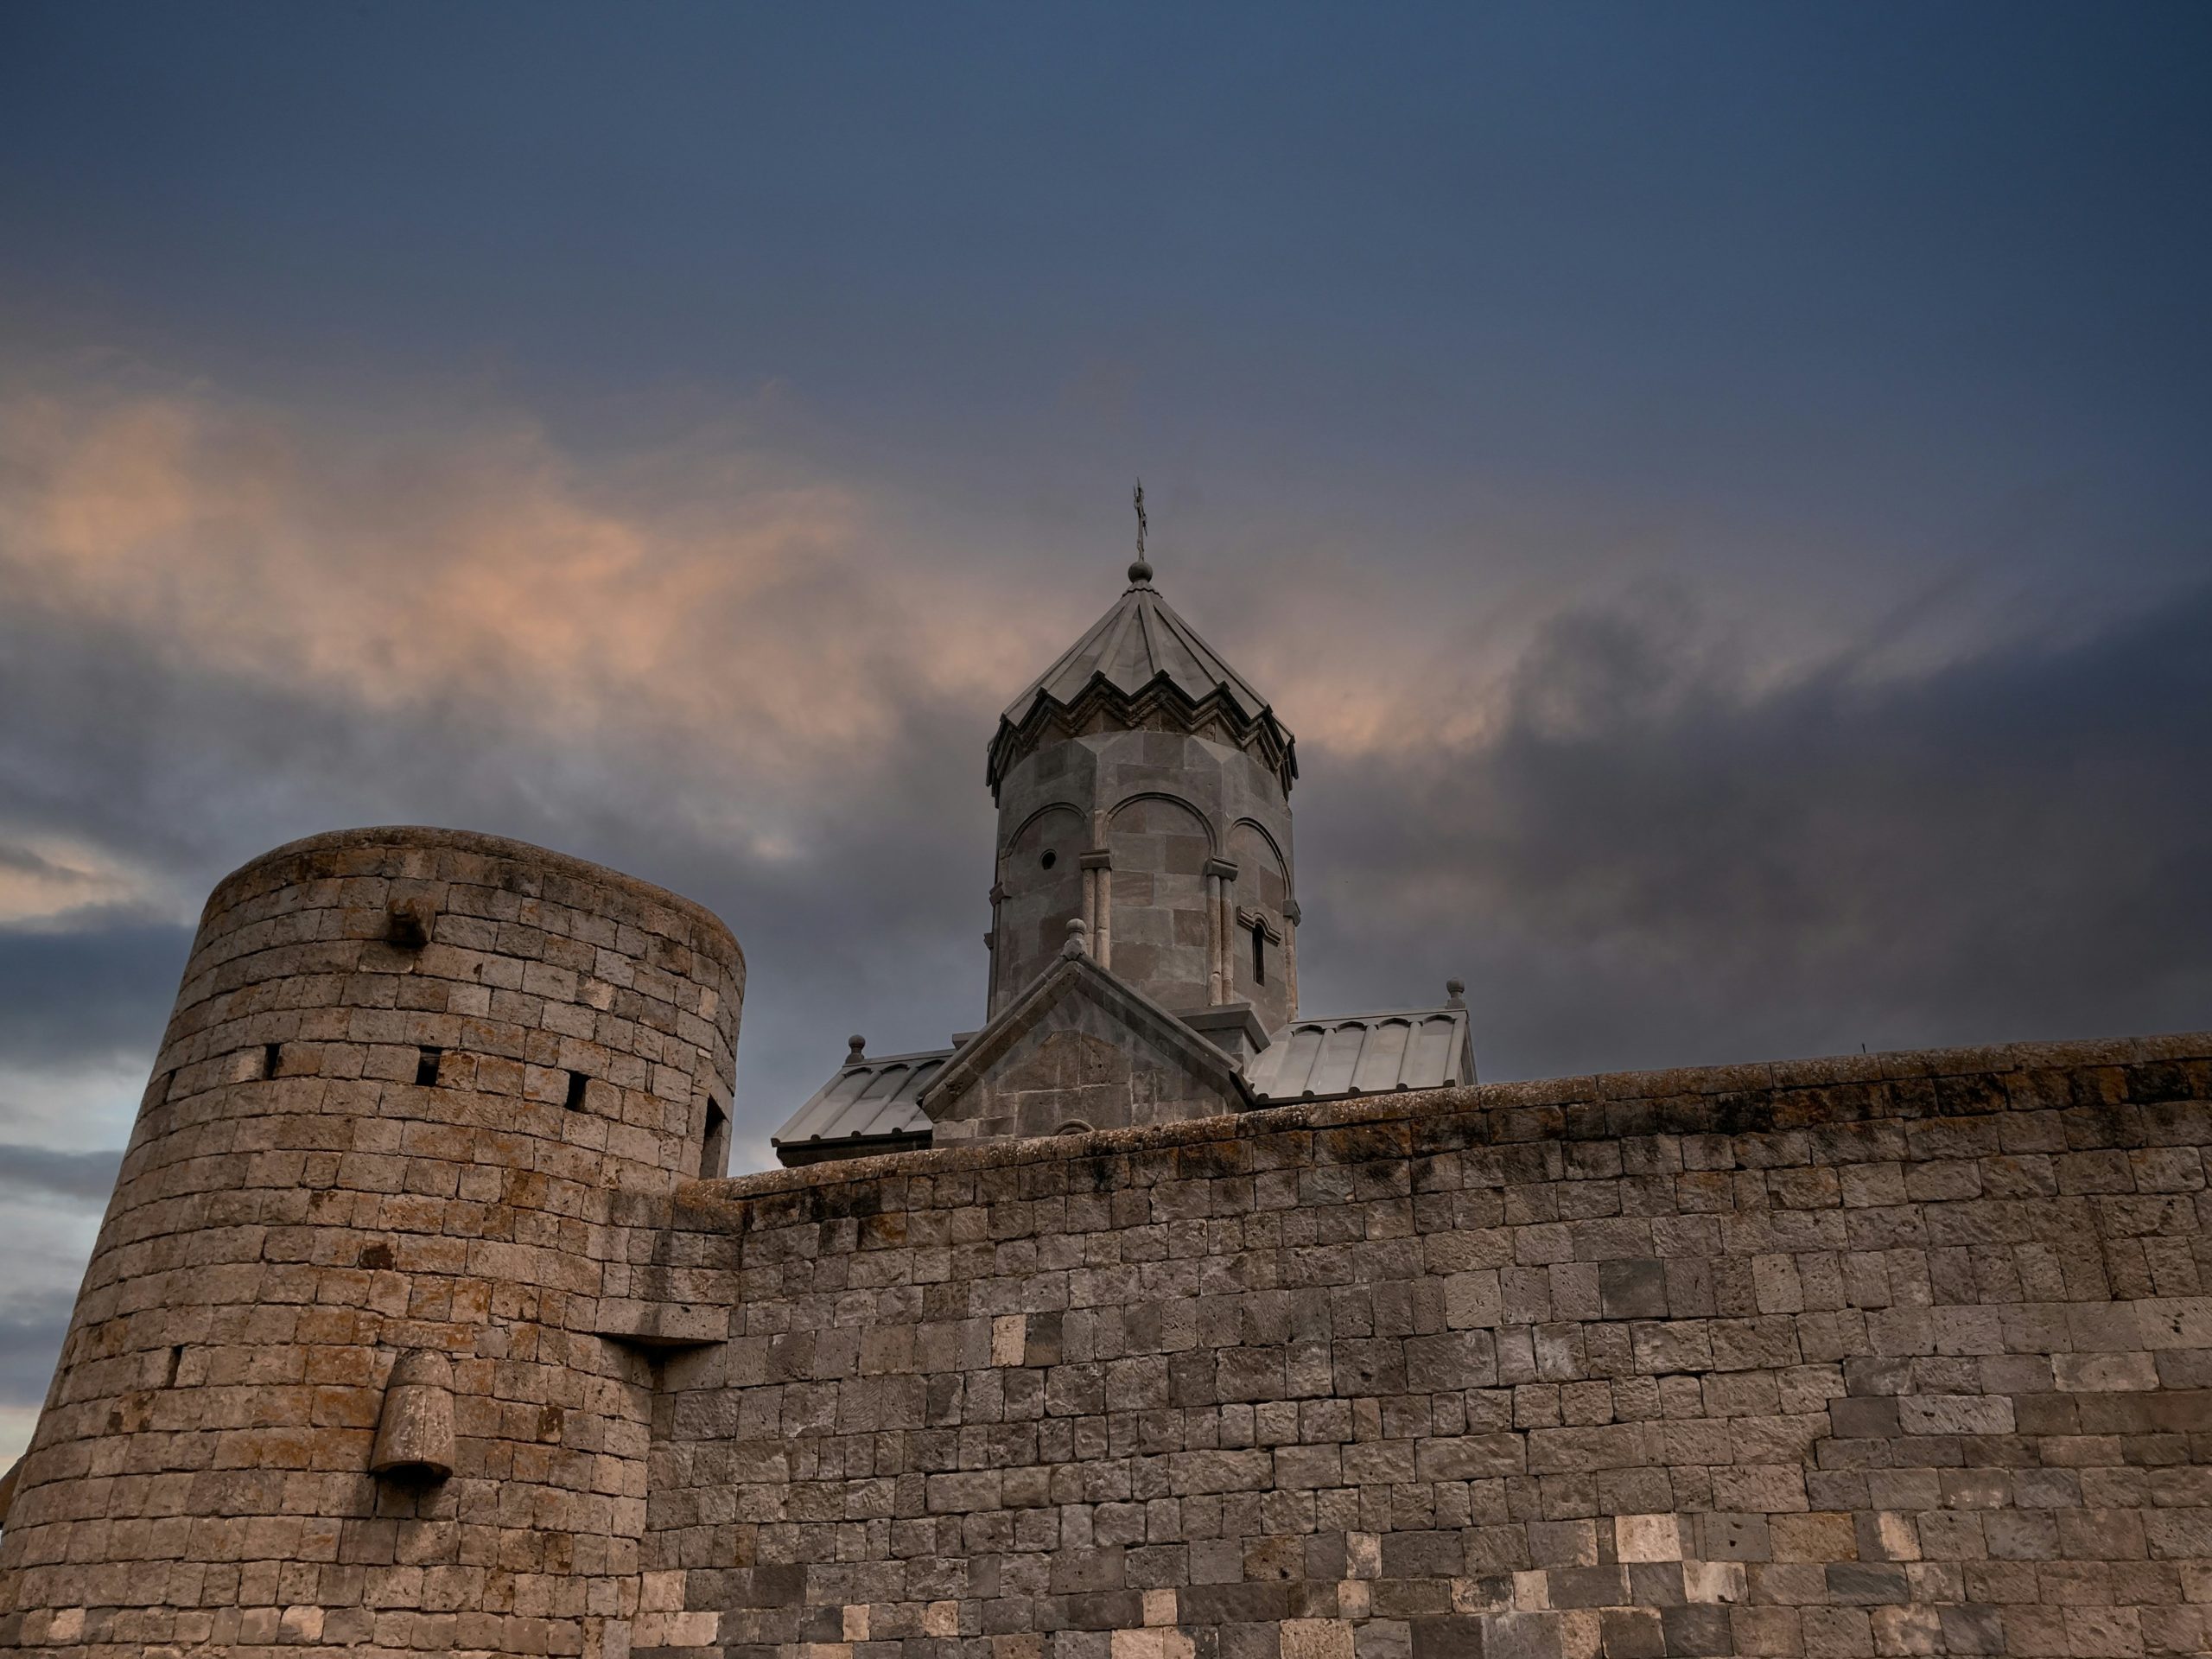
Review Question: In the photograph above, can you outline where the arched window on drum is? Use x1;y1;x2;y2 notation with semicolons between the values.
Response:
1230;819;1291;1022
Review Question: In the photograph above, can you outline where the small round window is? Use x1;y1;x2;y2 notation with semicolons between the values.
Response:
1040;849;1057;869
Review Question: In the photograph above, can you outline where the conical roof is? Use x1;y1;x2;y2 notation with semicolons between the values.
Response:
988;561;1296;794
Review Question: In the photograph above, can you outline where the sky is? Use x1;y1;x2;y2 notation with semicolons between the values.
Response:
2;1;2209;1462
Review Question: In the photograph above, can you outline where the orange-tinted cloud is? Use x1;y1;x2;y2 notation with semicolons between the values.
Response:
0;378;1082;807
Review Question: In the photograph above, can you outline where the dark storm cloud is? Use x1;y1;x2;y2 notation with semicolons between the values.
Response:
0;583;1001;1150
2;1;2209;1463
0;1143;120;1206
3;466;2210;1440
1298;586;2212;1081
0;1292;74;1408
0;914;193;1069
9;522;2207;1126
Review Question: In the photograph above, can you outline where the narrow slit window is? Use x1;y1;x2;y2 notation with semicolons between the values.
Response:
164;1344;183;1388
699;1099;729;1178
1250;922;1267;986
414;1047;442;1087
564;1071;589;1111
262;1042;282;1079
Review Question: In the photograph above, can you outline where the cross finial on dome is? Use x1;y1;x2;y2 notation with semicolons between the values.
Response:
1128;478;1153;585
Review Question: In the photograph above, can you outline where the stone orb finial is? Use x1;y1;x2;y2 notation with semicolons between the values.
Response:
847;1034;867;1064
1446;978;1466;1008
1127;557;1153;586
1062;916;1090;959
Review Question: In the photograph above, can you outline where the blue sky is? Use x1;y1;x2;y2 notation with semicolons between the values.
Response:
1;2;2208;1460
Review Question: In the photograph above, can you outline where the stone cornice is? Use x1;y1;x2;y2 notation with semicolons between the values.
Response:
988;668;1298;799
696;1029;2212;1206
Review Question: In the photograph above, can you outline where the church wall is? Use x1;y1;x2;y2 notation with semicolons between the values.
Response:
1227;822;1292;1029
928;976;1245;1144
639;1033;2212;1659
996;804;1092;1014
995;728;1292;1023
1106;795;1214;1015
0;827;743;1659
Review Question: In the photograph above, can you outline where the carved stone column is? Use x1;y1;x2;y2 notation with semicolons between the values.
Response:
986;880;1007;1013
1284;897;1301;1019
1204;857;1239;1004
1081;850;1113;969
1202;872;1222;1002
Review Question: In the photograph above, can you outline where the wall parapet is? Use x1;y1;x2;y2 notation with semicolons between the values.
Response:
637;1027;2212;1659
700;1030;2212;1207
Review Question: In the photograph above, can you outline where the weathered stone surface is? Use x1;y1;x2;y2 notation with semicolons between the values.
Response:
367;1348;456;1478
639;1030;2210;1659
0;826;744;1659
987;577;1299;1031
3;827;2209;1658
926;951;1249;1140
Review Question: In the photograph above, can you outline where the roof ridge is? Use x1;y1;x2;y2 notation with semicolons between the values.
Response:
1147;588;1271;715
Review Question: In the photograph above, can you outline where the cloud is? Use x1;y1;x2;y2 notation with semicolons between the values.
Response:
0;1144;121;1207
0;837;182;927
3;365;2208;1122
1297;583;2212;1078
0;1290;75;1411
0;918;193;1070
0;375;1074;805
0;367;1062;1138
2;362;2209;1462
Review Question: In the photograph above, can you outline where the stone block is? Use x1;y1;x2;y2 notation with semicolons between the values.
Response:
2052;1352;2158;1392
1897;1394;2012;1435
1598;1262;1668;1321
1657;1605;1732;1657
1611;1516;1681;1564
1281;1620;1355;1659
1599;1610;1664;1658
1410;1616;1486;1659
1695;1514;1771;1562
9;950;2207;1659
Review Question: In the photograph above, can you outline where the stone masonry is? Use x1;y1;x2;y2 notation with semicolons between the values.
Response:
637;1032;2212;1659
11;559;2210;1657
2;820;2209;1656
0;827;744;1658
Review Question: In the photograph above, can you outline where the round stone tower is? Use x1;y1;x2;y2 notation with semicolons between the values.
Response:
984;557;1300;1028
0;827;741;1658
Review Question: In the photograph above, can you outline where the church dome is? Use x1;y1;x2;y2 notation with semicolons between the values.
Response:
986;566;1298;796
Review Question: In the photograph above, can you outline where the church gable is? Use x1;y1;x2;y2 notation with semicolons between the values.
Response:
923;947;1248;1141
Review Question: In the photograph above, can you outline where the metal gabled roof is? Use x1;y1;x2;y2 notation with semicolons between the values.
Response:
770;1047;950;1149
1244;1006;1477;1103
770;1001;1480;1163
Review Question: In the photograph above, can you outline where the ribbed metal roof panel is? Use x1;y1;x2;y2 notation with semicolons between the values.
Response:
771;1049;950;1147
1245;1007;1475;1103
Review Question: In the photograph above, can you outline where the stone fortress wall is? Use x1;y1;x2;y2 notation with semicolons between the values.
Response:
3;824;2209;1658
0;828;743;1658
639;1034;2212;1659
